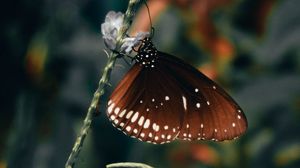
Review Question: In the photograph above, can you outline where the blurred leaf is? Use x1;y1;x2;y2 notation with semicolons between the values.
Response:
246;129;273;158
274;143;300;167
106;162;154;168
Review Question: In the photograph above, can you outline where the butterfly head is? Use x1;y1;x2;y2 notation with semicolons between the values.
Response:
135;37;158;68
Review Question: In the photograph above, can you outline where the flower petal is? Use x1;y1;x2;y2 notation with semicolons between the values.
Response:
120;32;150;53
101;11;125;50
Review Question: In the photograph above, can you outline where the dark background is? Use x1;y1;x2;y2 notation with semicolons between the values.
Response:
1;0;300;167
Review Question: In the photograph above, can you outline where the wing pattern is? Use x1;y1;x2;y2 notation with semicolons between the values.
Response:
107;46;247;144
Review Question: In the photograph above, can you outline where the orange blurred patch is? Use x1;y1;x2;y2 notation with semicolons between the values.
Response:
190;144;220;166
169;143;219;167
198;63;218;80
25;35;48;82
130;0;169;35
0;161;6;168
213;37;235;59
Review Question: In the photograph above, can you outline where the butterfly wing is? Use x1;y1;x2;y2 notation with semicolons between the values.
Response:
158;52;248;141
107;49;247;144
107;64;184;144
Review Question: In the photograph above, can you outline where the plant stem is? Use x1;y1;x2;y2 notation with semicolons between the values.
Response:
65;0;141;167
106;162;154;168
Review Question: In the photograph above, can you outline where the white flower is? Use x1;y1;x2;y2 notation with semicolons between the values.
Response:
101;11;124;50
101;11;150;53
121;32;150;54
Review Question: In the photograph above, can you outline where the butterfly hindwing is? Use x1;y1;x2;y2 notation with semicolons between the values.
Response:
159;52;247;141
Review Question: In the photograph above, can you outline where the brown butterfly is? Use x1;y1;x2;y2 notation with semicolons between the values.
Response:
107;37;247;144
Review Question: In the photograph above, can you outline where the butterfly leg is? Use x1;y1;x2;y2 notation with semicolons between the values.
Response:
122;57;133;66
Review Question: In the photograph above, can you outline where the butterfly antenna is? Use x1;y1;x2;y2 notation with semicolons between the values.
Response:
143;0;155;38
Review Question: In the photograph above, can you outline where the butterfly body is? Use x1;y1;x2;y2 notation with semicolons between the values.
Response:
134;37;158;68
107;38;247;144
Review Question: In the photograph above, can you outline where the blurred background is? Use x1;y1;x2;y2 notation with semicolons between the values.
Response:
1;0;300;167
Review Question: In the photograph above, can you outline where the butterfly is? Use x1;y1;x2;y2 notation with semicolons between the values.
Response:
106;37;247;144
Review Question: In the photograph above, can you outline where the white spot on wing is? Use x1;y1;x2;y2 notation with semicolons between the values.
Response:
182;96;187;110
119;110;126;117
232;122;236;127
131;112;139;122
114;107;120;115
107;103;115;114
164;125;169;130
126;126;131;132
152;123;156;130
110;115;116;120
165;96;170;101
201;124;204;128
196;103;201;108
113;119;119;124
207;101;210;105
155;125;160;132
195;88;199;93
126;111;133;119
138;116;144;126
144;119;150;128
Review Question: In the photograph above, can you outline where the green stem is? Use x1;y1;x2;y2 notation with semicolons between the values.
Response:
65;0;141;167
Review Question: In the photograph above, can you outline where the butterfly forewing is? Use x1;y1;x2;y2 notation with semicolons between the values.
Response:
107;64;184;144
